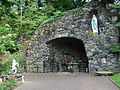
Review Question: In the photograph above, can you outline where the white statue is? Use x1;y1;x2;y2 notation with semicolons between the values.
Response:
11;59;19;74
91;15;98;33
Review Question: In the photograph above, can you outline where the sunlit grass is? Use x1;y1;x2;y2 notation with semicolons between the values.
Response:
109;73;120;87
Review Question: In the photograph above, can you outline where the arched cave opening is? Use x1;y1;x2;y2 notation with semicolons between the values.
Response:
44;37;88;73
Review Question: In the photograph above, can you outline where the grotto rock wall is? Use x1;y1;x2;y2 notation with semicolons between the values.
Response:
26;1;120;73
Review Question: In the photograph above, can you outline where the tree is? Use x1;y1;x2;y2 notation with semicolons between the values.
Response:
45;0;86;10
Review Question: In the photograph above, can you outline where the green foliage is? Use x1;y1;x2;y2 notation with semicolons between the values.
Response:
9;52;25;67
0;61;12;75
0;24;13;36
0;34;18;56
116;22;120;28
0;1;66;39
9;52;26;73
46;0;86;10
0;0;86;40
109;3;120;9
41;5;65;25
107;45;120;52
0;0;68;74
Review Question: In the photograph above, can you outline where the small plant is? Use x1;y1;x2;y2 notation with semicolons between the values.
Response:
87;31;94;35
107;45;120;52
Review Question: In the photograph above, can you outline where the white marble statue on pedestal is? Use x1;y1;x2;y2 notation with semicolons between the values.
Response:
91;15;98;33
11;59;19;74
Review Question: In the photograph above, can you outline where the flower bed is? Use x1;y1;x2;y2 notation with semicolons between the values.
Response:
0;77;18;90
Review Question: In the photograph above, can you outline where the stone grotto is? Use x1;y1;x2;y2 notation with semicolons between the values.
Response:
25;1;120;73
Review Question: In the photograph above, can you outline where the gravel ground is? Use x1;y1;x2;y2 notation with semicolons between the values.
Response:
15;73;119;90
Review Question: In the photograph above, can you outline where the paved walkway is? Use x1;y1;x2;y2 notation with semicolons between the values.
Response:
15;73;119;90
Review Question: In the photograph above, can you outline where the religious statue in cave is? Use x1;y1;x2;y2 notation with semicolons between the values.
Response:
11;59;19;74
91;15;98;33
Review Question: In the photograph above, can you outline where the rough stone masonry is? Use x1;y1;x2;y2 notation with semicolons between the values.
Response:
26;1;120;73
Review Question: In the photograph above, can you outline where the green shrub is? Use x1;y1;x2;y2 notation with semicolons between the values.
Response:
0;61;12;75
0;34;18;56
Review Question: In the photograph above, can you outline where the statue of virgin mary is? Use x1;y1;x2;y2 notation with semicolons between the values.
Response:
91;15;98;33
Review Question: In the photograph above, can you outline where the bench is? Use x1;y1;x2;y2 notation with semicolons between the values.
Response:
95;71;113;76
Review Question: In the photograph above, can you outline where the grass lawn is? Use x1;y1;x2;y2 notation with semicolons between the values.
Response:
109;73;120;87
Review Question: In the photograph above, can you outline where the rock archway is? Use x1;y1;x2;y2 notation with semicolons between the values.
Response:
44;37;88;72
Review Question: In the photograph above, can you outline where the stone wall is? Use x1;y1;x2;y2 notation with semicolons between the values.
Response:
26;1;120;73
